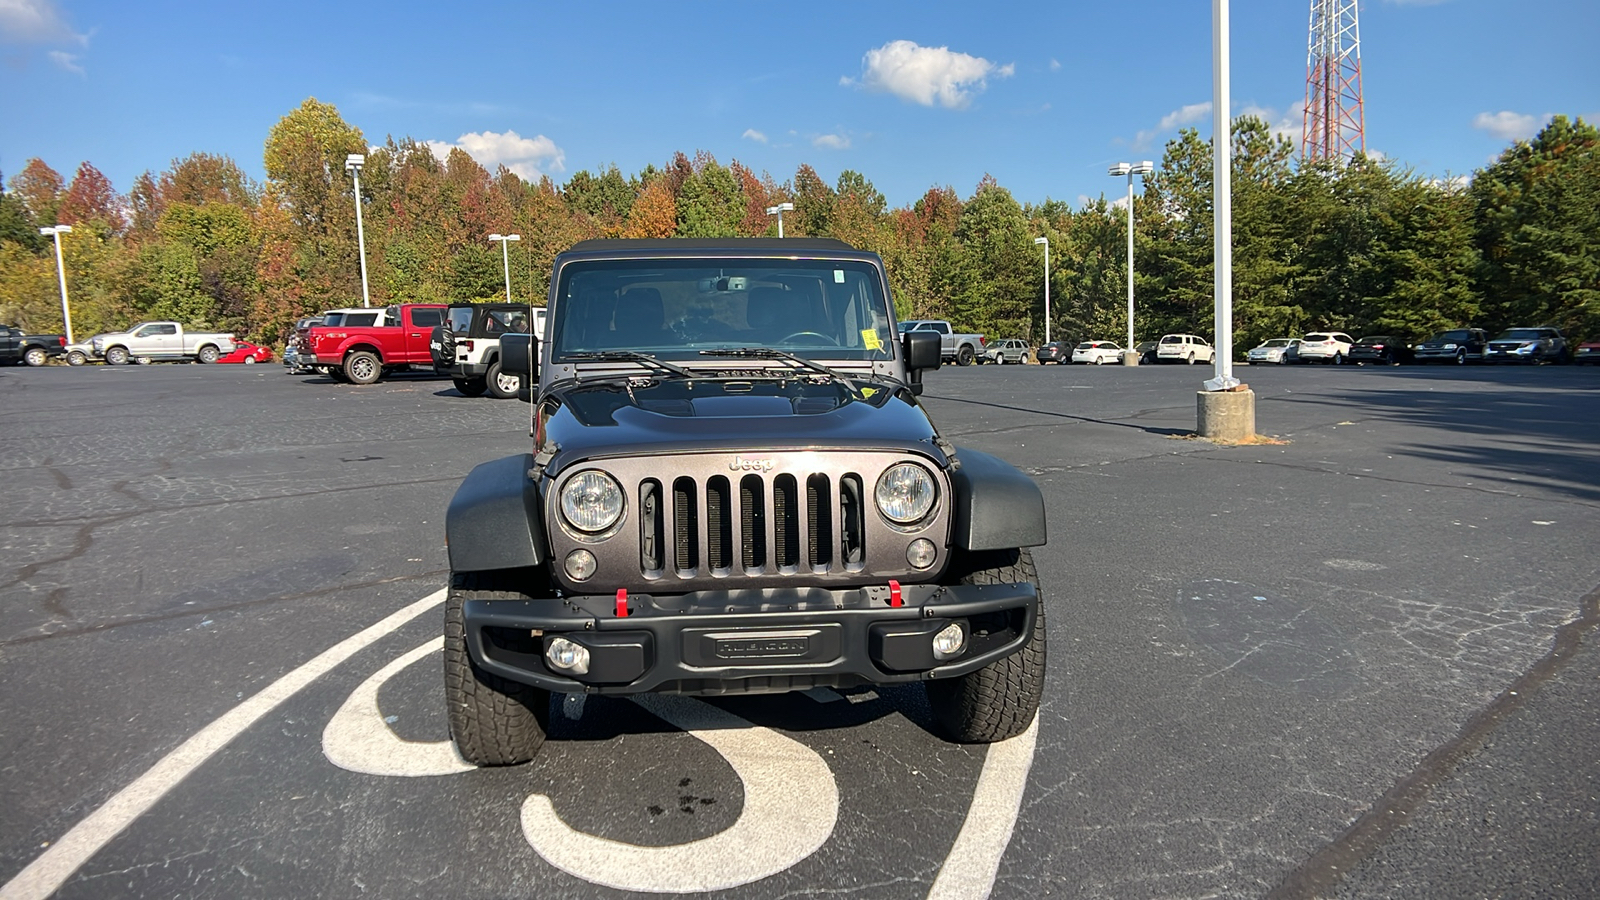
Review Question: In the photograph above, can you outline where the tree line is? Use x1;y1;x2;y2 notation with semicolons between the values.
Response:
2;98;1595;354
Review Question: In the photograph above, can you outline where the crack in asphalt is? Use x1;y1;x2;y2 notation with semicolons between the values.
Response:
1267;580;1600;899
0;570;448;646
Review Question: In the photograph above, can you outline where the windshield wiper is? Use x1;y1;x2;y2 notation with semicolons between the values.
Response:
564;351;708;380
698;348;867;401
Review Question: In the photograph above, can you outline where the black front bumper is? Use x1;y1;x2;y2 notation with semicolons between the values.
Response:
463;581;1038;695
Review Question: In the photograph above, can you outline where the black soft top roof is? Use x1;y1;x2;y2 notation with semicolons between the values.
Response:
567;237;857;253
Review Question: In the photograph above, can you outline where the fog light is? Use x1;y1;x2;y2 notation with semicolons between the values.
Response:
545;637;590;675
564;549;597;582
931;622;966;660
906;539;937;569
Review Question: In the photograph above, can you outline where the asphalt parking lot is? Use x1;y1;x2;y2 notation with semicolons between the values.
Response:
1;360;1596;899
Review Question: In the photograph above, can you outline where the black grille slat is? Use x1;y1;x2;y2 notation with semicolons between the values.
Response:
807;475;832;569
707;476;732;571
740;475;765;570
840;474;865;566
673;477;697;573
774;474;798;569
640;480;663;573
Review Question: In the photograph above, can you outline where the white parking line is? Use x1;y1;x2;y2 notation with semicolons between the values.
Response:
0;590;446;900
926;716;1040;900
320;637;474;777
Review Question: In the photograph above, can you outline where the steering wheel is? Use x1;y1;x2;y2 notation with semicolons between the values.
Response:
776;331;840;346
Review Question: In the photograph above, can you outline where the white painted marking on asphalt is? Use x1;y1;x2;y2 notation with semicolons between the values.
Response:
926;716;1039;900
320;637;473;777
0;590;446;900
520;692;840;893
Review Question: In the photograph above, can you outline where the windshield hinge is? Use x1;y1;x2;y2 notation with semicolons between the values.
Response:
933;436;961;471
529;441;560;479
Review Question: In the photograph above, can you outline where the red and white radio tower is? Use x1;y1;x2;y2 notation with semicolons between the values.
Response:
1302;0;1365;162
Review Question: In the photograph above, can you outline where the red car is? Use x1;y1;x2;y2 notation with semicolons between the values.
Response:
218;340;273;364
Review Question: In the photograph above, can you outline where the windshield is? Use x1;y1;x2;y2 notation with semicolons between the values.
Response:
1435;330;1471;341
1262;339;1292;348
550;258;893;362
1357;337;1391;345
1498;329;1546;340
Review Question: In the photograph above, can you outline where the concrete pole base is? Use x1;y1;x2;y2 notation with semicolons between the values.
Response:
1196;388;1256;441
1121;351;1140;366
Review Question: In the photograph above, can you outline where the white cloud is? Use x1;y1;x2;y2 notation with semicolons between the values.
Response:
852;40;1011;110
1383;0;1453;5
1428;174;1472;190
812;133;851;150
741;128;768;144
47;48;81;74
1133;102;1212;150
0;0;85;44
425;129;564;179
1472;110;1546;142
1049;58;1061;71
1236;100;1304;144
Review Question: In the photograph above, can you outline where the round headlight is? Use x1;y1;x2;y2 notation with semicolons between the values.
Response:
875;462;936;525
560;470;624;533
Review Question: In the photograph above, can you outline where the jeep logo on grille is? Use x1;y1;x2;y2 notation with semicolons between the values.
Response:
729;456;775;472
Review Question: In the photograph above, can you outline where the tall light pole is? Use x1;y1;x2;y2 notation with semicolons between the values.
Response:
488;233;522;302
1206;0;1240;393
1108;161;1153;359
39;225;75;344
345;154;372;308
766;202;794;238
1033;236;1050;346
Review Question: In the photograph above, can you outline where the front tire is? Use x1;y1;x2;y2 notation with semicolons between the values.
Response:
445;571;551;766
1455;349;1467;365
104;346;130;366
344;350;381;385
925;548;1047;743
66;350;87;366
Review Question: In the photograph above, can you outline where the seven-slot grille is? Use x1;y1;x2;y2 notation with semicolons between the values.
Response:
549;452;949;591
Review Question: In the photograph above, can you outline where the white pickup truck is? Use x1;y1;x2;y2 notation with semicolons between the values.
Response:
92;322;237;365
897;319;987;366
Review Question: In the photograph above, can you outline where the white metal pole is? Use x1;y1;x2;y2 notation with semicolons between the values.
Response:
1126;174;1135;353
49;229;75;345
777;209;784;239
1207;0;1239;390
500;238;513;303
352;167;371;308
1043;241;1050;346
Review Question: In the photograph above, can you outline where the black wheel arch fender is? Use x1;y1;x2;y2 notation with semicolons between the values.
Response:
446;453;547;573
948;446;1048;551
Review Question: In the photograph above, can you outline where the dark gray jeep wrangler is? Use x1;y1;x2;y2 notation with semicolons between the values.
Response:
443;238;1047;765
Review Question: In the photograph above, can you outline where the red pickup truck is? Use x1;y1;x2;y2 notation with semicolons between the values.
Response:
306;304;447;384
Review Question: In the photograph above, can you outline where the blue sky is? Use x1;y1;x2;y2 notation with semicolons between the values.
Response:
3;0;1596;210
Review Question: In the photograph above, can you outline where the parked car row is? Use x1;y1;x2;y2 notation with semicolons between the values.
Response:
1248;326;1584;366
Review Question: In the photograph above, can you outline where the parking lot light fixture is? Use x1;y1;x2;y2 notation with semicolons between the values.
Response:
1108;161;1154;357
488;233;522;303
344;154;371;308
39;225;75;344
765;202;795;238
1034;237;1050;345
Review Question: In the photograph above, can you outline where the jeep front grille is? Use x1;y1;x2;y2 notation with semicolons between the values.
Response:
552;452;950;592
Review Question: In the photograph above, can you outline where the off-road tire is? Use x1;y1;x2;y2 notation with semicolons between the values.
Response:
104;346;130;366
344;350;381;385
445;570;551;766
197;345;221;364
957;345;975;367
485;359;520;400
24;347;48;367
454;376;488;397
925;548;1047;743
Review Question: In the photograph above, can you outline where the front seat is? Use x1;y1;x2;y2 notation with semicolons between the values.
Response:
612;288;666;348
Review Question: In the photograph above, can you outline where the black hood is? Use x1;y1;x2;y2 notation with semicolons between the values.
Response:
539;376;946;474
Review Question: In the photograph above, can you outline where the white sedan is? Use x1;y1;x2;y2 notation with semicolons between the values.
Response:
1247;338;1299;364
1071;340;1123;365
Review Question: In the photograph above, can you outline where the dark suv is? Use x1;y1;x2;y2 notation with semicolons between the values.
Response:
442;238;1048;765
1413;328;1489;364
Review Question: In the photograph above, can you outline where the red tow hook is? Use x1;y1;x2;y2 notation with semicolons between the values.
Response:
615;588;629;617
888;580;903;608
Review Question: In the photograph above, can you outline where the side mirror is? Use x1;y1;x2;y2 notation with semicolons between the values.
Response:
902;330;940;395
501;333;537;403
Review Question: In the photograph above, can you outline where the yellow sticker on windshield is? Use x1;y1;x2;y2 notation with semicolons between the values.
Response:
862;329;883;350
